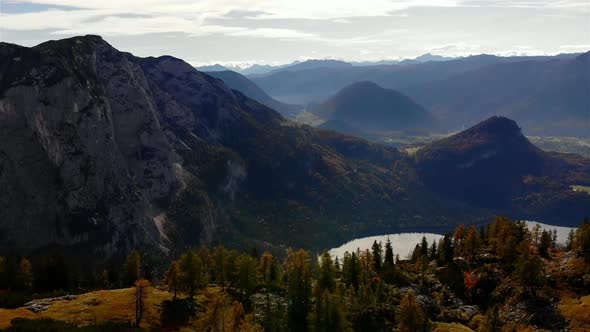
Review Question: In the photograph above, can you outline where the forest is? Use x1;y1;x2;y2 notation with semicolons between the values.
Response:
1;217;589;331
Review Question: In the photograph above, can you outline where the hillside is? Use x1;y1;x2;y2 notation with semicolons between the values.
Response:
415;116;590;222
309;81;436;134
206;70;302;117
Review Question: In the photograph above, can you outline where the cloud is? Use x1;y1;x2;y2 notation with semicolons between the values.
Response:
430;42;481;55
226;28;316;39
559;44;590;49
3;0;586;40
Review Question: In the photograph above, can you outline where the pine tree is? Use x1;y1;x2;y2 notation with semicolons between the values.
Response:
438;234;454;265
342;252;360;291
384;237;394;267
371;241;383;273
285;249;312;332
538;230;552;257
429;241;437;260
318;251;336;293
420;237;429;257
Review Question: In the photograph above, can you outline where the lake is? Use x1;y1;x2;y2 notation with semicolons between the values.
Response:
328;221;577;260
329;232;444;260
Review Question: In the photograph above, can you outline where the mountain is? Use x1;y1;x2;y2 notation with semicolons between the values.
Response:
239;64;278;76
309;81;436;134
251;53;571;105
402;51;590;136
0;35;479;258
415;116;590;221
0;36;587;261
258;59;353;78
205;70;302;117
399;53;456;64
195;64;233;72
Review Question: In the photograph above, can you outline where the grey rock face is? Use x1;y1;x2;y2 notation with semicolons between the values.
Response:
0;36;284;257
0;36;182;255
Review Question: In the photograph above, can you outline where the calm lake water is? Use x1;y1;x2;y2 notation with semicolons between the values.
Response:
328;221;577;260
329;233;444;260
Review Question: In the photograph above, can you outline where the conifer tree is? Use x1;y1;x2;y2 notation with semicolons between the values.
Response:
397;291;427;332
318;251;336;293
259;251;280;289
285;249;312;332
179;250;205;299
164;261;181;299
538;230;552;257
371;241;383;273
384;237;394;267
465;225;481;260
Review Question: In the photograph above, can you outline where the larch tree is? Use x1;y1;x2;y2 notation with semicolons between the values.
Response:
259;251;280;289
164;260;181;299
397;291;427;332
125;250;142;286
179;250;205;299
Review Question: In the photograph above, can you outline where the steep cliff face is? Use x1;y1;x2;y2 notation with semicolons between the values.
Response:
0;37;181;255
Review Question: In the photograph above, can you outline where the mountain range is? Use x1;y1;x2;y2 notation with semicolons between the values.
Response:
0;36;588;262
196;53;458;77
250;52;588;136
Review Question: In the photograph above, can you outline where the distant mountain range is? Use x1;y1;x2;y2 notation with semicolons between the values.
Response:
401;52;590;136
309;81;436;135
196;53;458;76
250;52;588;136
0;36;588;260
205;70;302;117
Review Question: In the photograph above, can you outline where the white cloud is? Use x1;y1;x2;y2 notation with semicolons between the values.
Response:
559;44;590;49
226;28;316;39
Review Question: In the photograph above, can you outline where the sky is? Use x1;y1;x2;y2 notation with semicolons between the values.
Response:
1;0;589;67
